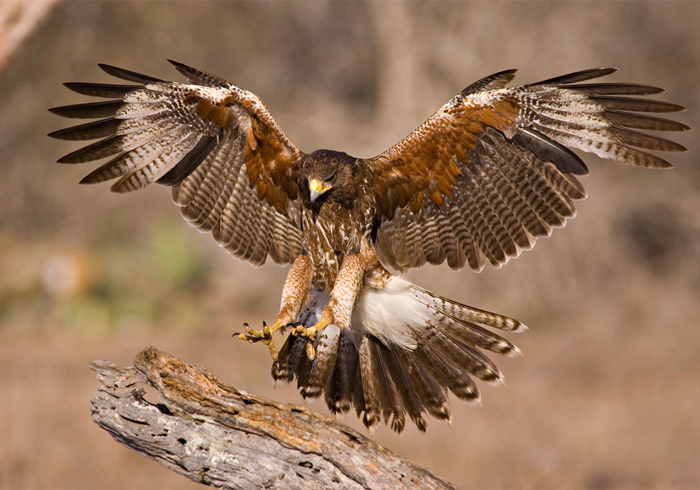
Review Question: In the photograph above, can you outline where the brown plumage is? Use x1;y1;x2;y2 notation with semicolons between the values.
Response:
50;61;688;433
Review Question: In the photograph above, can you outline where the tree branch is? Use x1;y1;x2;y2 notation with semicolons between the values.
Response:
90;347;457;490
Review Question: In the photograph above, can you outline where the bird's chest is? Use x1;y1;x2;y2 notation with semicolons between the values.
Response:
301;203;370;293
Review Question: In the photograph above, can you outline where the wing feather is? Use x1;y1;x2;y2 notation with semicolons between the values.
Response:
457;190;491;271
98;63;166;83
565;82;664;96
112;130;200;193
605;110;689;132
183;135;242;227
472;163;523;259
80;125;192;185
532;67;617;85
48;118;122;141
49;100;124;119
367;68;687;272
419;212;447;266
448;202;480;270
483;139;553;239
588;95;685;113
463;167;509;267
63;82;142;98
475;158;533;252
465;160;515;264
51;61;304;266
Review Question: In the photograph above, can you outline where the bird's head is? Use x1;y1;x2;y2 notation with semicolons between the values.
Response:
300;150;359;208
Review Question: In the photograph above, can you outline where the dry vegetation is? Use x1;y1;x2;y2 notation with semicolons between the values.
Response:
0;2;698;489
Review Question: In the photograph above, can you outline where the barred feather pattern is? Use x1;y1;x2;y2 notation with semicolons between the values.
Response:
50;61;304;266
272;266;525;433
51;64;688;433
172;130;303;265
376;136;586;271
371;68;687;272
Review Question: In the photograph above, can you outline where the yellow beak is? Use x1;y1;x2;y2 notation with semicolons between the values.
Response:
309;179;331;202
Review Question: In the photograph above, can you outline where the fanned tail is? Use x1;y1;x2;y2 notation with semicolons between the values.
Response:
271;267;524;433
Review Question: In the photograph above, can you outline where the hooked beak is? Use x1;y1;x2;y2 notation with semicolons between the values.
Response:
308;179;331;202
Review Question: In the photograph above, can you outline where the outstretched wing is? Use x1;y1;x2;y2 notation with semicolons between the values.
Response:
50;61;304;266
367;68;689;272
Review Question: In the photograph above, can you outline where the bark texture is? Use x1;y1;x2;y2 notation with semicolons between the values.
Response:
90;347;457;490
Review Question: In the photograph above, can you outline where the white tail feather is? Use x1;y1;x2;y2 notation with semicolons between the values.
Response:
277;271;525;432
352;275;525;349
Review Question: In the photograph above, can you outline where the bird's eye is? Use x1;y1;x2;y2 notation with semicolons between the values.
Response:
327;173;337;184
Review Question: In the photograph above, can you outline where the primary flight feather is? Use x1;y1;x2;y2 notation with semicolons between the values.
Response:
50;61;688;432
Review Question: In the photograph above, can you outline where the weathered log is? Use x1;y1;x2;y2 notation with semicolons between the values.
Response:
90;347;457;490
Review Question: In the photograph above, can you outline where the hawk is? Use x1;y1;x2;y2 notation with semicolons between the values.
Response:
50;61;688;433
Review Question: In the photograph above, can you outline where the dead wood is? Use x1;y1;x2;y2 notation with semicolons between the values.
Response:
90;347;457;490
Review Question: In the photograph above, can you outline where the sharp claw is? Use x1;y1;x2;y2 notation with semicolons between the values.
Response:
287;324;319;360
236;321;285;362
306;342;316;361
269;340;279;361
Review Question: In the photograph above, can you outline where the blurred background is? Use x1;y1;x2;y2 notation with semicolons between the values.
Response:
0;1;698;489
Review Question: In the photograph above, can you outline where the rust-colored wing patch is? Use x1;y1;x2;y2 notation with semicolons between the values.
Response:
369;97;520;218
245;115;300;214
367;68;688;273
49;60;304;266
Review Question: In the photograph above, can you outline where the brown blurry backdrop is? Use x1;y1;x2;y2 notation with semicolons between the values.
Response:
1;1;699;489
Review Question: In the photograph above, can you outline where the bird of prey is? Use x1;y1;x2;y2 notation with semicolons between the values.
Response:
50;61;688;433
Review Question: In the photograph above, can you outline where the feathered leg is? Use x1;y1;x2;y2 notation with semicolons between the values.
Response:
273;264;526;433
239;253;313;360
292;241;378;359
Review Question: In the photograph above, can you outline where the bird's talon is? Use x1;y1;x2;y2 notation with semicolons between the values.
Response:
291;325;318;341
289;325;319;360
236;321;284;361
306;342;316;361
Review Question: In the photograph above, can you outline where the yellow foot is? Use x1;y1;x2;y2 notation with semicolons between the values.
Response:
291;317;331;361
236;321;283;361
